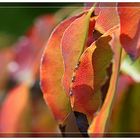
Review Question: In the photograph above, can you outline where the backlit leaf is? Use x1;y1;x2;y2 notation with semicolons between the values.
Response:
88;26;121;137
118;3;140;59
70;34;113;121
61;7;95;95
95;3;119;33
40;14;83;124
84;3;119;33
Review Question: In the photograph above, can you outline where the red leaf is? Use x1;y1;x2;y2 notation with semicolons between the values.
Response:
84;3;119;33
95;3;119;33
118;3;140;59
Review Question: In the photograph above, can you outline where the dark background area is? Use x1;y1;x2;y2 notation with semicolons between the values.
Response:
0;3;83;48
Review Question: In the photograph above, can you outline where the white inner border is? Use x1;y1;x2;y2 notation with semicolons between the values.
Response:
0;0;140;2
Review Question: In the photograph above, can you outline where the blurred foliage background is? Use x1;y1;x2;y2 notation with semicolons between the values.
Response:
0;3;82;48
0;3;84;137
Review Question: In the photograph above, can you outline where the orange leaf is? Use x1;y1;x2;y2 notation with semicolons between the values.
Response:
0;83;29;135
70;34;113;121
61;7;95;95
95;3;119;33
40;14;84;124
118;3;140;59
88;26;121;137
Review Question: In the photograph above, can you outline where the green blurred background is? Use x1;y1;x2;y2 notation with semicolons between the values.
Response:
0;3;82;48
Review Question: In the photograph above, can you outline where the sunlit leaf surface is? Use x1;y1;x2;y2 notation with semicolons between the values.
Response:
61;7;95;95
40;14;83;123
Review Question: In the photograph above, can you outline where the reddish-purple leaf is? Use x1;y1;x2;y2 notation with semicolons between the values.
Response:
118;3;140;59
